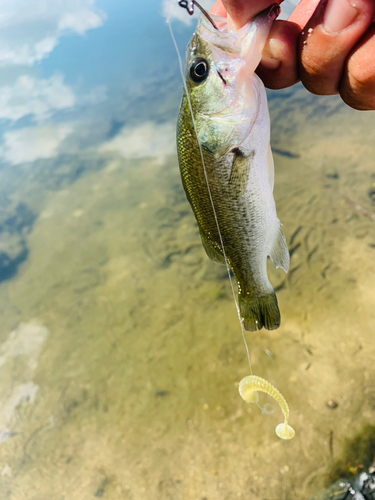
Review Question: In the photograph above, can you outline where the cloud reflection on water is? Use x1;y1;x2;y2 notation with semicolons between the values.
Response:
100;121;176;164
0;0;105;67
0;0;109;167
0;0;303;169
0;123;74;165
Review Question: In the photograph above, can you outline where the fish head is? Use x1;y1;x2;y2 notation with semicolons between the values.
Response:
184;5;279;155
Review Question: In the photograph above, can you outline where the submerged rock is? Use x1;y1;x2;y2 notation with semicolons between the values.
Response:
309;470;375;500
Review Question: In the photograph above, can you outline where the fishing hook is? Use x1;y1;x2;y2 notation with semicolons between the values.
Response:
178;0;219;30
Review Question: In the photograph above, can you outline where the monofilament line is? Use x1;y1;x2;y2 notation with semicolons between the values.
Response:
167;16;253;375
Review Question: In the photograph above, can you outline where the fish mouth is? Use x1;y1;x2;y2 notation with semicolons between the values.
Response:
196;3;279;89
203;3;280;29
264;4;281;23
193;4;280;94
197;4;280;52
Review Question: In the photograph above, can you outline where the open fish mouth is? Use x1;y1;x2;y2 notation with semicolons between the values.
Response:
196;4;280;54
192;4;280;106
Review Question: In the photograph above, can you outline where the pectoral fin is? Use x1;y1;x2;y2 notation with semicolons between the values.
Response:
269;224;290;273
199;229;226;265
229;148;254;196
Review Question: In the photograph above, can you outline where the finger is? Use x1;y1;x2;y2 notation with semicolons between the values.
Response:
220;0;283;30
210;0;227;17
256;0;320;89
340;23;375;109
210;0;298;89
288;0;320;28
257;20;301;88
299;0;375;95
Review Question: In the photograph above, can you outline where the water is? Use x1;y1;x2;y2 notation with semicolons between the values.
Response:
0;1;375;499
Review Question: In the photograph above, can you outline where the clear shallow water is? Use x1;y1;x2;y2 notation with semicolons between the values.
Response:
0;1;375;499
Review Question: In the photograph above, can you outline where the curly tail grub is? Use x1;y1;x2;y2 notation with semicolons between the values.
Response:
239;375;295;440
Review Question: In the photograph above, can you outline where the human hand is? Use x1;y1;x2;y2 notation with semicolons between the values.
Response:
211;0;375;110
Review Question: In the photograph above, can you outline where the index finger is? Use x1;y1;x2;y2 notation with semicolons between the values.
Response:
288;0;320;27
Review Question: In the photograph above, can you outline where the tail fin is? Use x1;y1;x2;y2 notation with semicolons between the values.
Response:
239;292;281;331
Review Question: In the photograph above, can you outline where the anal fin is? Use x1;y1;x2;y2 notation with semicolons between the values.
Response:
199;229;226;266
269;224;290;273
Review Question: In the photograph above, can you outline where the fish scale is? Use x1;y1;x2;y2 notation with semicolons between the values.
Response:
177;7;290;331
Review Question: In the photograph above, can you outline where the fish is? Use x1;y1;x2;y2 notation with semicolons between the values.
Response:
176;4;290;331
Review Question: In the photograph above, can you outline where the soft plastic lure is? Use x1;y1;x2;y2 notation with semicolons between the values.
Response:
239;375;295;440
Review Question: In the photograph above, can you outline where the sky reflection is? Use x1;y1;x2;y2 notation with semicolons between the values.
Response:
0;0;300;168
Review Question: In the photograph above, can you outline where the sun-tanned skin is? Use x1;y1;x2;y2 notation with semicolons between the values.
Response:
211;0;375;110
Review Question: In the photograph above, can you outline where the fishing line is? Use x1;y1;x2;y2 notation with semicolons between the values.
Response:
167;6;297;439
167;11;253;376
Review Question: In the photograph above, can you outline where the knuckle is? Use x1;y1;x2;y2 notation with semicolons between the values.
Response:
340;83;375;110
300;52;325;79
340;62;375;110
299;51;338;95
348;64;374;91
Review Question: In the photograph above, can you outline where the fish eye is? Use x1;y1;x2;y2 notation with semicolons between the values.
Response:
189;57;209;83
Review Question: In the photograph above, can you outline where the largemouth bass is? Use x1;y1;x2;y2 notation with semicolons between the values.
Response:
176;4;289;331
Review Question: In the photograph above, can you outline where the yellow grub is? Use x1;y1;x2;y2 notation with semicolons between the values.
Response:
239;375;295;440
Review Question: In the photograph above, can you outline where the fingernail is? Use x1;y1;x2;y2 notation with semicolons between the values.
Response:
261;50;282;70
261;35;282;71
324;0;359;33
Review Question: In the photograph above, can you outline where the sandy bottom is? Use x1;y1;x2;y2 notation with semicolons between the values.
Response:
0;86;375;499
